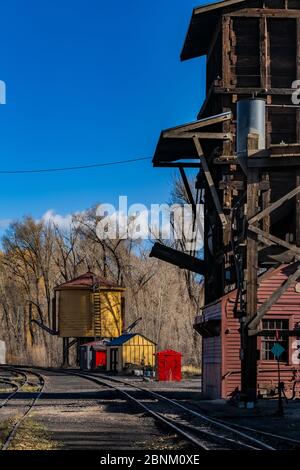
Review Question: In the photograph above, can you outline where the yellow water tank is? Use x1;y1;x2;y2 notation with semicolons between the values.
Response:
55;272;125;339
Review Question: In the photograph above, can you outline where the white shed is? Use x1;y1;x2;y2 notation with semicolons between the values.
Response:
0;340;6;364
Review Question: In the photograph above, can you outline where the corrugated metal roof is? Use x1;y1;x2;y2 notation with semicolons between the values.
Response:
55;272;124;291
108;333;156;346
108;333;137;346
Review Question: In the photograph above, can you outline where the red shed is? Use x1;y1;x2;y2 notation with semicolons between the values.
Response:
156;350;182;382
195;263;300;399
79;341;107;370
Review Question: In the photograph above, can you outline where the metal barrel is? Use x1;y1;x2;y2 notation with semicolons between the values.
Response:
236;98;266;174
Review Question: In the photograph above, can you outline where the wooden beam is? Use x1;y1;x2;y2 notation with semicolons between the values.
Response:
162;112;232;136
153;162;201;169
296;172;300;247
179;167;196;215
248;225;300;258
219;180;270;191
248;264;300;332
213;87;294;95
222;16;231;88
260;17;268;90
149;243;206;276
193;137;228;227
248;185;300;225
194;0;244;14
248;158;300;168
246;171;259;320
296;18;300;170
261;173;270;233
164;132;232;140
229;9;300;17
242;167;260;400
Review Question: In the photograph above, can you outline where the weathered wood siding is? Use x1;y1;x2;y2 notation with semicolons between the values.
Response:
58;290;93;337
58;289;123;338
94;291;122;338
222;265;300;398
122;335;156;368
202;301;222;398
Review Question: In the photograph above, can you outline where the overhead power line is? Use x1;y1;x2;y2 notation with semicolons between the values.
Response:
0;157;151;174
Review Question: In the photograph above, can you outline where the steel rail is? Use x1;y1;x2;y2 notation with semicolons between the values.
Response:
212;417;300;448
87;372;275;451
161;414;260;450
61;370;265;450
0;367;45;451
0;380;19;407
59;370;210;450
0;366;28;408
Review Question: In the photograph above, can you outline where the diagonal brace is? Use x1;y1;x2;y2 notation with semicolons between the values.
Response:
248;225;300;259
193;137;228;227
248;264;300;333
248;185;300;225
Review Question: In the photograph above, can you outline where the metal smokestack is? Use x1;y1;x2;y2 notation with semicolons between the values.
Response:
236;98;266;174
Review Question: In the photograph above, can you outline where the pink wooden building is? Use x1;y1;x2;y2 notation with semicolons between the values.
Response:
195;263;300;399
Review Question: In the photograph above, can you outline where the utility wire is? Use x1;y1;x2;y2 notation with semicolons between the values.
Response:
0;157;151;174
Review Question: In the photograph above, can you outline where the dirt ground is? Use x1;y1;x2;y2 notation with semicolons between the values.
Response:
0;370;185;450
2;369;300;450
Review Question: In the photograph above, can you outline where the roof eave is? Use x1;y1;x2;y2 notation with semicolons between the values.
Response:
180;0;247;61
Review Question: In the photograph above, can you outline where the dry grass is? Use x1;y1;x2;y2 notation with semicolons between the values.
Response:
20;384;40;393
0;417;61;450
182;365;201;377
0;386;15;393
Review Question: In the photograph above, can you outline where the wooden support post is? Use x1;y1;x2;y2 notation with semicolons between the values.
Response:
296;19;300;148
179;167;196;215
260;17;268;90
296;19;300;246
261;173;270;234
222;16;231;88
296;171;300;247
242;163;260;401
62;337;70;368
52;293;57;333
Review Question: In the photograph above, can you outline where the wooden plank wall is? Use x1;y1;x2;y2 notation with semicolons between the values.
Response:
122;335;156;368
222;266;300;398
58;290;93;337
200;3;300;302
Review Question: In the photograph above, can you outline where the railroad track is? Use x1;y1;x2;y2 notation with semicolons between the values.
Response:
59;370;278;450
5;366;300;450
0;367;28;409
212;417;300;450
0;366;45;451
76;371;300;451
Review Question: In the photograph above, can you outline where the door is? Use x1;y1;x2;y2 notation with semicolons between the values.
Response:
110;348;118;372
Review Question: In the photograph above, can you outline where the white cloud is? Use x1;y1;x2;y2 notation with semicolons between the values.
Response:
0;218;12;229
40;210;73;230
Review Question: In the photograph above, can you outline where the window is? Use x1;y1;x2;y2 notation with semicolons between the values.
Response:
261;319;289;362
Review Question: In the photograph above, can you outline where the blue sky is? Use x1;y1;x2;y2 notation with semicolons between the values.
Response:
0;0;206;229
